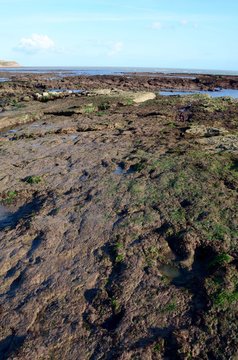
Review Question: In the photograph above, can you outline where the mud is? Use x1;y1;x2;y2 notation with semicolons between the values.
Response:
0;73;238;359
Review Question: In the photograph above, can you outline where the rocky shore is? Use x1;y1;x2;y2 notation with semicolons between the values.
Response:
0;72;238;359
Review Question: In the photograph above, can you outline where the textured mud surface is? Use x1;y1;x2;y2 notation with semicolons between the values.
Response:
0;74;238;359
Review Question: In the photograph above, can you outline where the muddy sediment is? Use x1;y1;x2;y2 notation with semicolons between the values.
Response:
0;73;238;359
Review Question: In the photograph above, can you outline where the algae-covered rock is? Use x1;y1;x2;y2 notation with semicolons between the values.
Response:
186;125;229;137
0;112;43;130
196;135;238;151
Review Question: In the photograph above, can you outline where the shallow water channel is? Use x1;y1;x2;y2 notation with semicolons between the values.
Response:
159;89;238;98
0;78;10;83
47;89;84;94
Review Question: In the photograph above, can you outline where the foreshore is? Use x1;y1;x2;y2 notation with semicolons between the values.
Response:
0;72;238;359
1;70;238;92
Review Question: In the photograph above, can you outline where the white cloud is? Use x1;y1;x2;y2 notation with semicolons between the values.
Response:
180;19;188;26
150;19;199;31
151;21;163;30
16;34;55;53
108;41;123;56
179;19;199;29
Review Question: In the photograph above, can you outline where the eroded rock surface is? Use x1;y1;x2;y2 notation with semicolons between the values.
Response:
0;74;238;359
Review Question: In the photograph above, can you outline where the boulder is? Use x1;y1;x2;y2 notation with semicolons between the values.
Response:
132;92;156;103
22;96;31;102
94;89;112;95
91;89;156;103
35;93;42;100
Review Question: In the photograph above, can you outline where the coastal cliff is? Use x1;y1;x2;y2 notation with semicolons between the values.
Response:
0;60;20;67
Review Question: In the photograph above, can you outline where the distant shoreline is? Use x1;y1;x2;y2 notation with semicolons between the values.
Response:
0;66;238;76
0;60;20;68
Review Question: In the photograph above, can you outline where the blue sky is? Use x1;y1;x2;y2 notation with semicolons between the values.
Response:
1;0;238;70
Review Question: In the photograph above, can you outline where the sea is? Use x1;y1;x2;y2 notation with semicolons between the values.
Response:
0;66;238;76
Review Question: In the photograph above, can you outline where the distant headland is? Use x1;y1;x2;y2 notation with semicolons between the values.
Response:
0;60;20;67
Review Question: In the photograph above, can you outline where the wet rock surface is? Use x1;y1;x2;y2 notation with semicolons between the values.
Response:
0;73;238;359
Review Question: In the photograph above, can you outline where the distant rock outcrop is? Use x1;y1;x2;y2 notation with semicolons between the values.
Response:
0;60;20;67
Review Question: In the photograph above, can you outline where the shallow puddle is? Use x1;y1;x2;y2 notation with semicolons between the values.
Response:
0;204;13;229
161;75;196;80
113;163;137;175
0;197;44;231
70;135;78;141
80;171;89;181
114;165;125;175
44;77;60;80
48;89;84;94
32;142;42;148
68;89;84;94
158;264;182;279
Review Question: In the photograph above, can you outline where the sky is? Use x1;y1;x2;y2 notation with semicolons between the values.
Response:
1;0;238;70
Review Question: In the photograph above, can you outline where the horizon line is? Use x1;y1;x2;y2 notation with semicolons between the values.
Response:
1;65;238;71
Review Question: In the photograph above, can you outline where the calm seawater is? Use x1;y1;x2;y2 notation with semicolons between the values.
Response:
0;66;238;76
